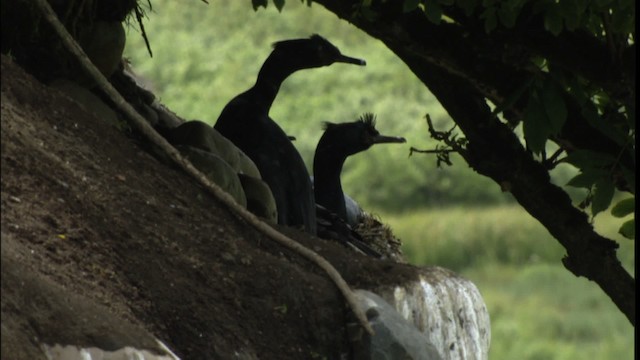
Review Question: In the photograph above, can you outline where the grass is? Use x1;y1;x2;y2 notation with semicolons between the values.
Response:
376;205;635;360
379;205;635;272
379;206;565;271
477;263;634;360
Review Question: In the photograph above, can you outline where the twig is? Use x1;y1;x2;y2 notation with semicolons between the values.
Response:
425;114;454;141
34;0;373;336
542;147;564;169
409;147;457;156
134;2;153;58
411;114;467;167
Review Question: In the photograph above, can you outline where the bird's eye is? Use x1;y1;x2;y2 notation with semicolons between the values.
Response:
316;45;331;62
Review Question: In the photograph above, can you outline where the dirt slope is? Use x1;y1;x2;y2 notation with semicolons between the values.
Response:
0;55;419;359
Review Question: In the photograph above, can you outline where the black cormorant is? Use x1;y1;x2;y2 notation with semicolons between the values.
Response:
315;203;382;257
310;176;364;227
214;34;365;235
313;113;406;224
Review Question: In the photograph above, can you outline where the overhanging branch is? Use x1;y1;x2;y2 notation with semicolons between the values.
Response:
313;0;635;325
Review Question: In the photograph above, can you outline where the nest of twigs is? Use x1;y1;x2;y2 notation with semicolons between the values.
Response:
354;213;405;263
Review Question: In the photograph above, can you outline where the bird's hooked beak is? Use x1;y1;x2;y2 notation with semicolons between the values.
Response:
372;134;406;144
336;54;366;66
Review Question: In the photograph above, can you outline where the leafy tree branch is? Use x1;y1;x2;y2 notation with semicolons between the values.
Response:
266;0;637;324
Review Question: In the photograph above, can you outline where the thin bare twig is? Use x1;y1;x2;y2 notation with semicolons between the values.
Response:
411;114;467;167
409;147;457;155
134;2;153;57
543;147;565;169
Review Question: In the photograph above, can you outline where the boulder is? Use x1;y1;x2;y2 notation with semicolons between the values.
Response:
164;120;261;179
2;255;178;360
350;267;491;360
49;79;119;126
176;145;247;208
387;267;490;360
351;290;442;360
238;174;278;223
76;21;126;86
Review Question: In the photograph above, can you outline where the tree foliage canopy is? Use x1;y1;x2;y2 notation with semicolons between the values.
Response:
252;0;635;324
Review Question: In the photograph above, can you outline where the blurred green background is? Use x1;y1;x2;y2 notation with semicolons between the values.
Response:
124;1;634;359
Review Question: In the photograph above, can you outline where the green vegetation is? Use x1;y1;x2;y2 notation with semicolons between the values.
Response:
381;205;634;360
124;1;634;359
477;262;633;360
382;206;566;270
381;205;634;273
125;0;516;211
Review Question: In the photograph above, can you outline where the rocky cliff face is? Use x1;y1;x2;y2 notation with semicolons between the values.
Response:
1;54;354;359
2;1;492;357
1;9;490;350
2;53;490;359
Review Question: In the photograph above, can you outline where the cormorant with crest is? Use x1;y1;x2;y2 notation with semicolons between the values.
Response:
313;113;406;223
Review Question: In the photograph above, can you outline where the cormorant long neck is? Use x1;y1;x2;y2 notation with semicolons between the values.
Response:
248;52;310;110
314;148;349;221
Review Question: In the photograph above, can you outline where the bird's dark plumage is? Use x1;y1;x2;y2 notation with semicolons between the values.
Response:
214;35;365;235
316;204;382;258
313;113;406;224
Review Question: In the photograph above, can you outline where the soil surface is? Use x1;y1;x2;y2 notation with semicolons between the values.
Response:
1;55;420;359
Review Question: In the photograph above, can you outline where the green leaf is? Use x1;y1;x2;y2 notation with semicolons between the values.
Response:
425;0;443;24
567;77;589;106
626;102;636;131
530;56;546;68
581;105;628;146
252;0;268;11
491;76;535;119
611;4;635;34
563;150;617;168
403;0;421;12
523;92;549;154
456;0;479;16
521;79;570;155
580;99;600;122
591;179;615;216
359;6;379;21
497;8;517;28
592;0;615;9
540;79;568;134
566;169;607;189
497;1;521;28
611;198;635;218
273;0;285;12
622;167;636;193
559;0;586;31
619;219;635;239
480;6;498;33
543;4;563;35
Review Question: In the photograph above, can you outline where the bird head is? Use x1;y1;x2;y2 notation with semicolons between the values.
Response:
271;34;366;69
321;113;406;156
